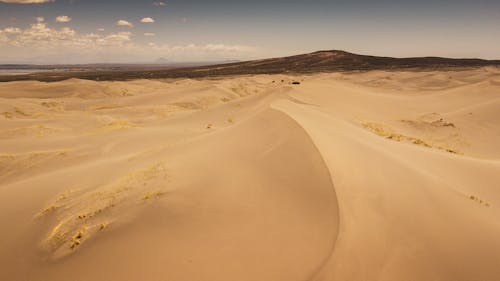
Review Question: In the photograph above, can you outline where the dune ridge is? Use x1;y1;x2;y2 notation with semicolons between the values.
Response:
1;67;499;280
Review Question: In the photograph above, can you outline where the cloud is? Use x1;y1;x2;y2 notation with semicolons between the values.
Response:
0;21;132;50
97;28;105;32
153;1;166;7
0;0;54;3
0;19;258;63
144;32;155;36
36;17;45;22
147;43;257;60
140;17;155;23
116;20;133;27
3;27;22;34
0;27;22;43
55;15;71;23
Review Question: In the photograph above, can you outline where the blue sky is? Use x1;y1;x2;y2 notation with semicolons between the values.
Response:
0;0;499;63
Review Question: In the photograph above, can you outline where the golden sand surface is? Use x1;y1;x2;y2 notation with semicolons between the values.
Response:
1;68;500;281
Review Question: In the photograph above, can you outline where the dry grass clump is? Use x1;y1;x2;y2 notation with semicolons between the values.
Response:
40;101;65;112
87;104;119;111
469;195;490;207
0;154;16;165
3;106;50;119
91;119;137;134
70;228;87;249
362;122;460;154
171;101;203;111
14;107;29;116
1;112;13;119
104;119;136;129
0;124;61;138
2;107;50;119
362;122;430;146
126;162;167;183
103;87;133;97
41;205;58;215
401;118;456;129
142;191;166;201
36;161;168;258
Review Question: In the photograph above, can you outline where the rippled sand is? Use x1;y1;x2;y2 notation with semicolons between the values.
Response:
1;68;500;281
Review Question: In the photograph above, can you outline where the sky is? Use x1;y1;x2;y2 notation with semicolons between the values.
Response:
0;0;499;64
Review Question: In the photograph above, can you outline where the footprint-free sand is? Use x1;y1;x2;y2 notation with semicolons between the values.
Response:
1;68;500;281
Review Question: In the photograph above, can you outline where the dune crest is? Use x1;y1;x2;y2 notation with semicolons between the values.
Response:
1;68;500;280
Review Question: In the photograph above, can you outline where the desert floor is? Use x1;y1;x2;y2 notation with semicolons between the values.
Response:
1;68;500;281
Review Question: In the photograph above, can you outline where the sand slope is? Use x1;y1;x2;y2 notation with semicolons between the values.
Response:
0;68;499;280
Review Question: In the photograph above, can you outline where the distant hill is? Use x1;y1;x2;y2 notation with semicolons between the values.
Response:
1;50;499;82
155;58;169;64
188;50;500;74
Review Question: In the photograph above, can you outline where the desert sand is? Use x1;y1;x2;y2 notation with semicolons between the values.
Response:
0;68;499;281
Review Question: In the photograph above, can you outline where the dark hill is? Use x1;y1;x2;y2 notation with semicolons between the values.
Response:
1;50;499;82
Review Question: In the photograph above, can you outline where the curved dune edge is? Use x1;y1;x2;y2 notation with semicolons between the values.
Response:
272;97;500;281
1;68;500;281
0;100;340;280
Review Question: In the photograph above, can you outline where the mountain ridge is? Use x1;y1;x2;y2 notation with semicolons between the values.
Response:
1;50;499;82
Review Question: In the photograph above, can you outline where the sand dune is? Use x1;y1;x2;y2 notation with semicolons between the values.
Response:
1;68;499;280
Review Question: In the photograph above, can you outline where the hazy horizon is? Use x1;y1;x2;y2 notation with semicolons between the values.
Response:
1;0;499;64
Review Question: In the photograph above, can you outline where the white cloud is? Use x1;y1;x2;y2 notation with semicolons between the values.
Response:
144;32;155;36
0;27;22;44
0;19;258;63
0;0;54;3
203;44;256;52
97;28;105;32
0;22;132;50
116;20;134;28
140;17;155;23
98;32;132;46
153;1;166;7
147;43;257;61
3;27;22;34
55;15;72;23
36;17;45;22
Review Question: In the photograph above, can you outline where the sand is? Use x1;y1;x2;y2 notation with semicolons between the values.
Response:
0;68;499;281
